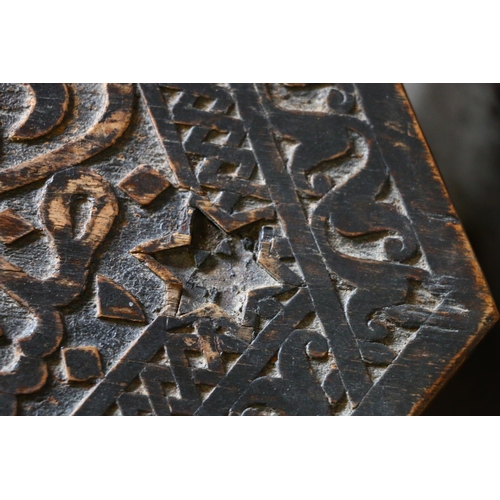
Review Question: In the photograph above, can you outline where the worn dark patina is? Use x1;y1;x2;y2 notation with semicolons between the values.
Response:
0;83;496;415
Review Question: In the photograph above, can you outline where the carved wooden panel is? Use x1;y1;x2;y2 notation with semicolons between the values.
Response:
0;83;496;416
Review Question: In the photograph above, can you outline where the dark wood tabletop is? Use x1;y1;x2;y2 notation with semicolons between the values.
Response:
0;83;496;416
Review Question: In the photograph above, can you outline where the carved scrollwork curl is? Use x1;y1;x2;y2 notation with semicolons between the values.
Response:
0;167;117;404
10;84;69;141
231;329;331;416
0;83;134;195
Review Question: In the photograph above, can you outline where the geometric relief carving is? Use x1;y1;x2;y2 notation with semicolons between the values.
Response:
63;346;103;383
96;275;146;323
0;83;496;415
0;208;35;244
118;164;170;206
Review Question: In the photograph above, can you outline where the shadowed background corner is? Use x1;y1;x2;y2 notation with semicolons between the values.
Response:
404;83;500;415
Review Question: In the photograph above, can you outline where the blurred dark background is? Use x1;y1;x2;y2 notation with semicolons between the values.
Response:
404;84;500;415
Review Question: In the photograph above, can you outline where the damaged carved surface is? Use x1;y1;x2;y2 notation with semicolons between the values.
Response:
0;83;495;416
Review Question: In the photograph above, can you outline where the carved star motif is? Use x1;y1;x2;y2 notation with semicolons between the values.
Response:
130;207;278;321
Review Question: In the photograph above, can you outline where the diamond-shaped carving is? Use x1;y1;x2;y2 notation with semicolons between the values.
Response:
118;164;170;205
63;347;103;382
